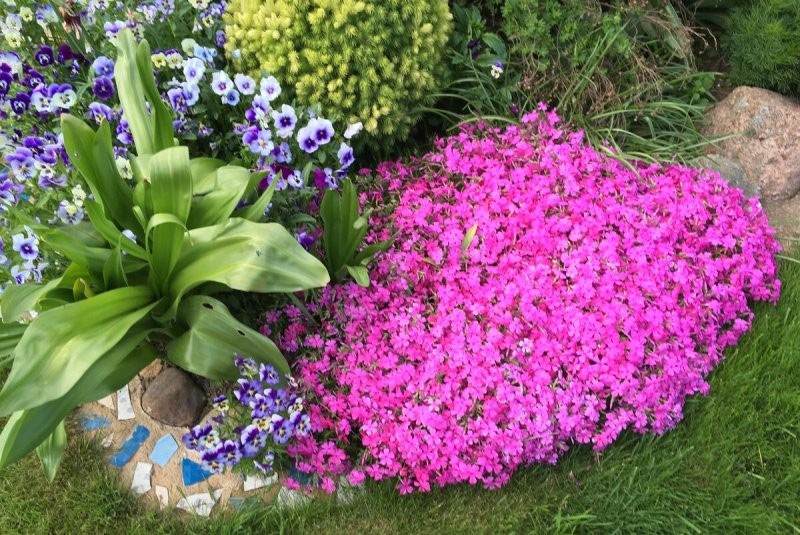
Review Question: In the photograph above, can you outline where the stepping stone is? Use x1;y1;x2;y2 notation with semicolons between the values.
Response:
181;457;214;486
276;486;310;509
116;384;135;420
79;414;111;431
97;395;115;410
109;425;150;468
131;462;152;495
243;473;278;492
176;489;222;517
155;486;169;510
149;434;178;467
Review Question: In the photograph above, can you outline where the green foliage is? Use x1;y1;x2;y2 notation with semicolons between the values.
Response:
722;0;800;96
320;179;391;287
499;0;716;162
0;30;329;478
223;0;453;147
427;3;521;126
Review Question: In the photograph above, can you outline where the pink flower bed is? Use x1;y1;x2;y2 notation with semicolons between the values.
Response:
265;109;781;493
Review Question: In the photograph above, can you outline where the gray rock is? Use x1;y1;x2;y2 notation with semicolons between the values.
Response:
703;86;800;201
141;367;206;427
691;153;760;198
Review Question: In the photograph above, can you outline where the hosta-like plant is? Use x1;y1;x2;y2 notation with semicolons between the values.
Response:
0;30;329;479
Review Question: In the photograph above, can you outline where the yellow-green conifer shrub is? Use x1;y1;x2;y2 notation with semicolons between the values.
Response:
224;0;452;146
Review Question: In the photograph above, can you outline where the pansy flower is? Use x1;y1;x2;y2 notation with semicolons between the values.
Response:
337;142;355;167
234;378;263;406
210;71;232;95
0;71;13;96
243;127;273;156
234;73;255;95
183;57;205;84
92;76;115;100
11;229;39;261
271;104;297;138
91;56;114;78
10;92;30;114
222;89;240;106
259;75;281;101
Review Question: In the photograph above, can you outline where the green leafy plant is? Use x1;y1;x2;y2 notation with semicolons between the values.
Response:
320;179;391;287
223;0;453;148
0;30;329;479
426;3;522;127
722;0;800;96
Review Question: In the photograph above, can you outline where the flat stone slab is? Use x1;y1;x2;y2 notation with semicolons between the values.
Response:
131;462;152;495
149;434;178;467
109;425;150;468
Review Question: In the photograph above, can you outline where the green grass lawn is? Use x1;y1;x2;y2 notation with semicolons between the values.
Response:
2;258;799;535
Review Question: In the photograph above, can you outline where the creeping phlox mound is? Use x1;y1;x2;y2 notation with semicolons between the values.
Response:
265;109;781;494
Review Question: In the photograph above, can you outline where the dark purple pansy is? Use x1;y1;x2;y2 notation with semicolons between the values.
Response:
10;92;30;115
57;44;75;64
92;76;114;100
0;72;12;96
35;46;54;67
24;69;45;89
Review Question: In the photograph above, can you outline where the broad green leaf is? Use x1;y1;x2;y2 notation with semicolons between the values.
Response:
0;286;156;415
237;178;277;222
187;166;250;228
114;30;156;155
149;146;193;288
91;120;139;232
0;329;155;471
60;114;99;188
167;295;288;380
35;421;66;482
190;157;226;195
0;322;27;358
102;247;127;289
462;224;478;253
165;218;329;316
321;179;368;277
39;228;111;274
346;265;370;287
84;200;148;260
135;37;175;152
0;279;60;321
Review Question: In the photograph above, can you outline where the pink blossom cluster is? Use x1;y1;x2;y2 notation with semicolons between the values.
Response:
266;109;781;494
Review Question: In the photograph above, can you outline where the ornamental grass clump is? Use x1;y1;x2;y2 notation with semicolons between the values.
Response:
223;0;452;146
266;108;781;494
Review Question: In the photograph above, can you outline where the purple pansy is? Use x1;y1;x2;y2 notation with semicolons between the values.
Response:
92;76;115;100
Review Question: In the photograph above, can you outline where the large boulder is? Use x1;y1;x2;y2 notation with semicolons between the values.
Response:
141;367;206;427
703;86;800;201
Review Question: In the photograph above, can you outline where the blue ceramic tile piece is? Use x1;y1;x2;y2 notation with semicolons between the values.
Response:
149;434;179;467
289;464;319;486
109;425;150;468
182;457;214;486
80;414;111;431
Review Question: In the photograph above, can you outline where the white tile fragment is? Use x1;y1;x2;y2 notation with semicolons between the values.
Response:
97;395;115;410
243;473;278;492
116;384;135;420
131;462;152;495
336;475;364;506
100;433;115;448
155;486;169;510
176;490;222;517
276;486;310;509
